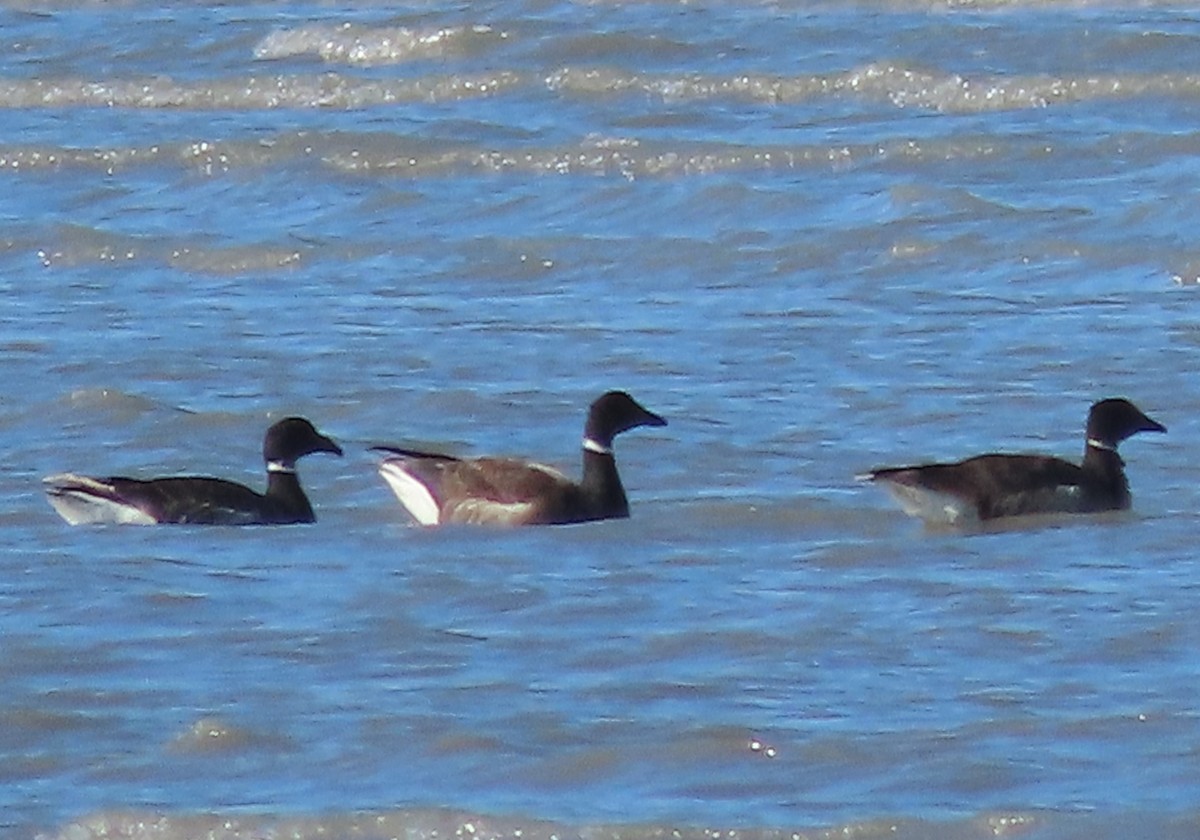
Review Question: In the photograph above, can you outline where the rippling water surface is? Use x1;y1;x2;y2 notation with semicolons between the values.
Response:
5;1;1200;839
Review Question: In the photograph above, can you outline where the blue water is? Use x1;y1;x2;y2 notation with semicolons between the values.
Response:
5;2;1200;839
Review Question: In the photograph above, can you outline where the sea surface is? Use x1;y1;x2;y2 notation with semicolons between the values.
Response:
4;0;1200;838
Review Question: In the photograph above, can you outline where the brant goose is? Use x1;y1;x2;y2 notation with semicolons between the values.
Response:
860;398;1165;525
44;416;343;525
373;390;667;526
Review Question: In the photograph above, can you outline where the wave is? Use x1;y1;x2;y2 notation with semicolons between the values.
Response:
32;806;1042;840
0;63;1195;113
546;63;1200;113
3;128;1196;182
254;24;505;66
0;73;521;109
20;221;309;275
37;805;1200;840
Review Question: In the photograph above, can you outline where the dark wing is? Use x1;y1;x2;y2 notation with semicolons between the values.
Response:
442;457;572;502
868;454;1085;520
107;476;270;525
370;445;456;460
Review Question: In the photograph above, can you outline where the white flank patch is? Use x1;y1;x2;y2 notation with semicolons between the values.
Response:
1042;483;1084;513
378;461;441;526
43;474;157;526
879;481;975;527
450;498;535;526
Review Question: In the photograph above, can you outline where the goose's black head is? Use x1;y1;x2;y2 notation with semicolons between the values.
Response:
1086;398;1166;449
583;391;667;450
263;417;344;469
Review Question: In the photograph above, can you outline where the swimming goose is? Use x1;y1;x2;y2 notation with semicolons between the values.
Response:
44;416;343;525
373;390;666;526
859;398;1165;525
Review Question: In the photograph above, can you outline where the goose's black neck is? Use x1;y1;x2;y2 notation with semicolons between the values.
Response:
1081;439;1131;509
579;442;629;519
265;464;316;523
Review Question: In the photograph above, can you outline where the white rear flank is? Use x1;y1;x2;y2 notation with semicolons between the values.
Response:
876;480;976;527
447;497;536;526
43;474;157;526
377;461;442;525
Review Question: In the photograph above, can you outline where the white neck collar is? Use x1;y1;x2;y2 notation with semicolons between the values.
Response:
267;461;296;474
582;438;612;456
1086;438;1117;453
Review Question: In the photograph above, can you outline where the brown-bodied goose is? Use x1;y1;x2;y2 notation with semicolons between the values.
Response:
373;391;666;526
